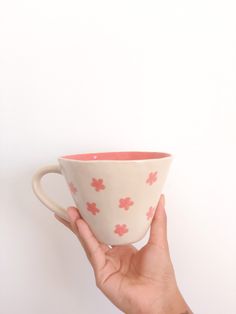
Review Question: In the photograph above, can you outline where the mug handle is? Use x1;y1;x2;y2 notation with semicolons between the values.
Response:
32;165;69;221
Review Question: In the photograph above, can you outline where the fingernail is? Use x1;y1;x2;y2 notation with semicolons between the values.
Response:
67;207;81;223
67;207;75;220
76;219;82;233
67;206;75;211
160;194;165;208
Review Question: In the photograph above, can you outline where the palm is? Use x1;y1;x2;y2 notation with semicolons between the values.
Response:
98;244;138;296
96;241;171;312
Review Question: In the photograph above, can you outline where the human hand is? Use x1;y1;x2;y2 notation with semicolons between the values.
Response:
55;195;192;314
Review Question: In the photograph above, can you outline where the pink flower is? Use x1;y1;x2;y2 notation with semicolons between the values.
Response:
91;178;105;192
119;197;134;210
146;206;155;220
68;182;77;195
86;202;100;215
146;171;158;185
114;224;128;236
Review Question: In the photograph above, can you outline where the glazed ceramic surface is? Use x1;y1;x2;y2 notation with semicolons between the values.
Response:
32;151;172;245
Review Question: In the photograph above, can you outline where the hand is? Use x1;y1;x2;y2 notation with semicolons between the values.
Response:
55;195;192;314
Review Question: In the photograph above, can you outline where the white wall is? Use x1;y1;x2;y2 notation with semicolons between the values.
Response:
1;1;236;313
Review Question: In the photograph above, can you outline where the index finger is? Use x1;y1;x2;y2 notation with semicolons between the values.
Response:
76;218;109;272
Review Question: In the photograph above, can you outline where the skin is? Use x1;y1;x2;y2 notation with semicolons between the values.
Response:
55;195;193;314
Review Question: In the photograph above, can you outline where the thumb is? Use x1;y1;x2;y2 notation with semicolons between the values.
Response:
148;194;168;250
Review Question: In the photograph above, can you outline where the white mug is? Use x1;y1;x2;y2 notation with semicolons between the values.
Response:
32;151;172;245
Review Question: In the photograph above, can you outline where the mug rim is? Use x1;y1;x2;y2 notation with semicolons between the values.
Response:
58;151;173;162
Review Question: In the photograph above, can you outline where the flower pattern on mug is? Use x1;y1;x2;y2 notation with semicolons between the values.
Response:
146;171;158;185
146;206;155;220
91;178;105;192
114;224;129;236
86;202;100;215
119;197;134;210
68;182;77;195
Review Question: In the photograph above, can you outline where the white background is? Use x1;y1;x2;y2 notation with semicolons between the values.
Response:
1;1;236;313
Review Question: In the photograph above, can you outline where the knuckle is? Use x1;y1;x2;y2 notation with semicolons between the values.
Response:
95;275;102;288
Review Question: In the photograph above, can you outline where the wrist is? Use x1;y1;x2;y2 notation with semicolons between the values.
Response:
148;288;190;314
124;284;192;314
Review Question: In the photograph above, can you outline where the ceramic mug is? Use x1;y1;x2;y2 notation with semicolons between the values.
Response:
32;151;172;245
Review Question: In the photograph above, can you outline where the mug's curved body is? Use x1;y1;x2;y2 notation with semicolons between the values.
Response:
32;151;172;245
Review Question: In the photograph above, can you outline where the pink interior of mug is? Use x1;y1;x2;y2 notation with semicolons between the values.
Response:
61;151;171;161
